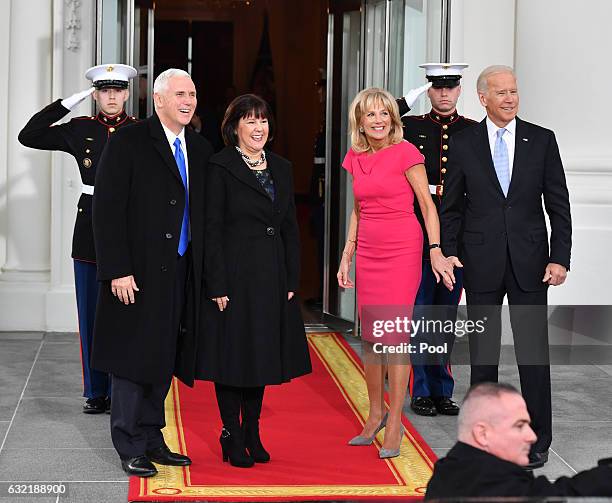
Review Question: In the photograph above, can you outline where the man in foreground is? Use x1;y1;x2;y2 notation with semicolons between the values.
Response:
426;382;612;498
92;68;213;477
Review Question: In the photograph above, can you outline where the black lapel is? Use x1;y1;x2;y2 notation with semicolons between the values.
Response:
266;153;287;210
185;128;201;203
148;113;182;184
472;118;505;197
222;147;271;199
507;117;532;197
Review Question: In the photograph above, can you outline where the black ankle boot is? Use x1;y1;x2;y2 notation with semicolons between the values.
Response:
243;422;270;463
241;386;270;463
220;427;254;468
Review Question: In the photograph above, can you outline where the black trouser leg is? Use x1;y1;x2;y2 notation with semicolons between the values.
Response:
506;261;551;453
110;375;170;459
466;289;504;385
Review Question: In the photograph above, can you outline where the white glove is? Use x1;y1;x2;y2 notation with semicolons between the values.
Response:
403;82;432;109
61;87;96;110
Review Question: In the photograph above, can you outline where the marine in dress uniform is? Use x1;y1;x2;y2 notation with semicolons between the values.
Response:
18;64;138;414
397;63;477;416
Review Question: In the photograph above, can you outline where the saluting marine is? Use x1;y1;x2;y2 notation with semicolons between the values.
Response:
397;63;477;417
18;64;138;414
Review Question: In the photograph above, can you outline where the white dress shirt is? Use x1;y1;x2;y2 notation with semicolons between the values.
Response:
161;123;189;184
486;117;516;177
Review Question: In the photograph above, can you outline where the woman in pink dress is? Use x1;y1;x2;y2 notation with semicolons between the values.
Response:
338;88;453;458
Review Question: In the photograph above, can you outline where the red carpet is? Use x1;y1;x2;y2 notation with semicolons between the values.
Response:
128;333;436;501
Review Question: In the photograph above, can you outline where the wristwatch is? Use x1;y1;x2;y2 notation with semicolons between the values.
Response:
429;243;441;250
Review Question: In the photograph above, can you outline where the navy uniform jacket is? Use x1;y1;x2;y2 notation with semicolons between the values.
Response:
397;98;477;253
18;99;137;262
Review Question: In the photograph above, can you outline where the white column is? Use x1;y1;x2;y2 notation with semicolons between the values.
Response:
0;0;53;330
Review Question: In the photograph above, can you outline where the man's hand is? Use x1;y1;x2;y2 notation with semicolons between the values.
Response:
403;82;433;109
431;251;463;291
111;275;139;305
212;296;229;311
542;263;567;286
61;87;96;110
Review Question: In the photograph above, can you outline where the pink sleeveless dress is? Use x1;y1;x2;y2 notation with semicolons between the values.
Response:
342;140;424;319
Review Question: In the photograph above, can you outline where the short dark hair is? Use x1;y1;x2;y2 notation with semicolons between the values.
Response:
221;94;275;147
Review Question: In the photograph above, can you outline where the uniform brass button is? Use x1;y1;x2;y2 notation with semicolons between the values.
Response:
165;233;173;239
419;145;424;150
103;117;108;122
109;127;116;133
441;168;447;174
266;227;275;236
435;115;440;120
442;125;448;130
78;208;83;212
443;134;448;140
85;148;90;154
442;156;448;162
441;179;445;184
83;158;92;168
169;199;177;205
442;145;449;151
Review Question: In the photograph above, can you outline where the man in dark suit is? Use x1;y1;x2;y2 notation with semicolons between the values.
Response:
440;65;572;469
18;64;138;414
92;68;213;477
426;383;612;498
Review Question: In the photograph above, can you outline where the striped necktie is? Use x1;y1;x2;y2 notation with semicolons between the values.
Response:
493;128;510;196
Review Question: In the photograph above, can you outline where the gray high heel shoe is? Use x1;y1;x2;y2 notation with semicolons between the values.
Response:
348;413;388;446
379;424;405;459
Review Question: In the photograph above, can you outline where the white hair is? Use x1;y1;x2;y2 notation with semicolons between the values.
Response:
153;68;192;94
477;65;516;93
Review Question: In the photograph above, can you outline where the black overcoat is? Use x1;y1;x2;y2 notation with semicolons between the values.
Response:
426;441;612;498
440;118;572;292
91;113;213;385
195;146;312;387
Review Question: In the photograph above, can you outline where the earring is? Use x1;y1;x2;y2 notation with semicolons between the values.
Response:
359;127;364;133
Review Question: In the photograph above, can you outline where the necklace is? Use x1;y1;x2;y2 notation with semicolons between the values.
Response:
236;146;266;168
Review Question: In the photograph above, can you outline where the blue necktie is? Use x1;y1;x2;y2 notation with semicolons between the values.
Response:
174;137;189;256
493;128;510;196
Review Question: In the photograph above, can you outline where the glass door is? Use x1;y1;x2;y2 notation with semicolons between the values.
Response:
96;0;154;118
323;0;447;324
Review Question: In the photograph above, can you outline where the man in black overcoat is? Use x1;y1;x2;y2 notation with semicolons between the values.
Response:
92;68;213;477
440;65;572;469
425;383;612;498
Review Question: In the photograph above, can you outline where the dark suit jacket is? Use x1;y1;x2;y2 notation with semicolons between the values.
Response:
92;113;213;385
426;442;612;498
440;118;571;292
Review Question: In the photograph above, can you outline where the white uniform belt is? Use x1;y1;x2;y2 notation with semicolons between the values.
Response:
429;184;438;195
82;184;94;195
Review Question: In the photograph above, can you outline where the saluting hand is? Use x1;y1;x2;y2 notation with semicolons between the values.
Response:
111;275;139;305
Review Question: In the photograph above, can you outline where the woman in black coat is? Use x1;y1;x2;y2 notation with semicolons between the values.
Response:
196;94;311;468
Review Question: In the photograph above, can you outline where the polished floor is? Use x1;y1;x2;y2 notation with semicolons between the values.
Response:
0;330;611;502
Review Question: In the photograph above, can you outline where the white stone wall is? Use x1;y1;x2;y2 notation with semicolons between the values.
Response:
451;0;612;305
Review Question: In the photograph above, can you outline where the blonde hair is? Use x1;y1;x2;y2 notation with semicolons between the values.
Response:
348;87;404;153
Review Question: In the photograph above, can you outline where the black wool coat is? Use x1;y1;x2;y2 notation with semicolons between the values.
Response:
195;146;312;387
426;442;612;498
91;113;213;385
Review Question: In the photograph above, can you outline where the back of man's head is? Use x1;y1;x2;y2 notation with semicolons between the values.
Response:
457;382;536;466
